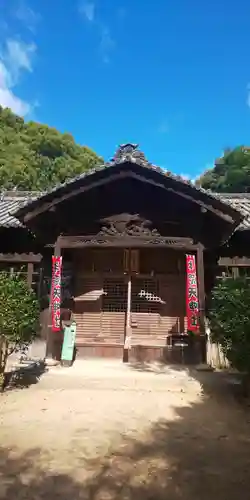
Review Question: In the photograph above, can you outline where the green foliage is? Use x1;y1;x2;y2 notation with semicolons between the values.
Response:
208;278;250;373
196;147;250;192
0;271;40;378
0;106;102;190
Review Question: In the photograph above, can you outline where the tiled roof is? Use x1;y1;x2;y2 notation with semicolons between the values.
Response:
13;145;244;212
214;193;250;230
0;192;40;228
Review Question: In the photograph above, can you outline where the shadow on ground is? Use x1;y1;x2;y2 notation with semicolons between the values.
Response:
3;361;47;391
128;360;200;374
129;361;246;402
1;367;250;499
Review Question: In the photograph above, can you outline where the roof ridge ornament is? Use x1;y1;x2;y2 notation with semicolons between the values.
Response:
110;143;150;167
116;143;138;156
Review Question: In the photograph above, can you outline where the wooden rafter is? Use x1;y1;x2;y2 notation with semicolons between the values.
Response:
23;172;128;222
128;172;236;224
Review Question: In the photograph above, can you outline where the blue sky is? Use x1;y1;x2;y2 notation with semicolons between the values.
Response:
1;0;250;179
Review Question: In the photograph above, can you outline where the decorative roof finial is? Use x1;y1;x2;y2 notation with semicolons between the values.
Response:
113;143;138;161
109;143;151;166
119;143;139;152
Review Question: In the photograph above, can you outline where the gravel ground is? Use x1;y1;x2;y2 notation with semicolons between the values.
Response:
0;361;250;499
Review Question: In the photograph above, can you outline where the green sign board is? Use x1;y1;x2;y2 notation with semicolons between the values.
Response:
61;321;77;365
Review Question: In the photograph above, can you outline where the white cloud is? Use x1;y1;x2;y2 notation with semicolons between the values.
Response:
188;163;215;185
79;2;115;62
79;1;95;22
0;85;31;116
0;61;11;89
0;39;36;116
14;1;40;33
6;39;36;74
179;173;192;182
100;26;115;63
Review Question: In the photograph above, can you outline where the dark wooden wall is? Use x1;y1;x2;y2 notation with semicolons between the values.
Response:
26;176;230;248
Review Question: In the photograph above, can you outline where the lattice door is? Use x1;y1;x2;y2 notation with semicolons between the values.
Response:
131;278;161;313
131;277;161;345
101;278;127;344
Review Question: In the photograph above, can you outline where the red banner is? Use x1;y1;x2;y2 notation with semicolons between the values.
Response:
186;254;199;333
51;256;62;332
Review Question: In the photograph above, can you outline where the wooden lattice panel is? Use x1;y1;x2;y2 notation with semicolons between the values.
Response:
131;278;161;313
102;278;127;312
101;278;127;344
131;278;161;345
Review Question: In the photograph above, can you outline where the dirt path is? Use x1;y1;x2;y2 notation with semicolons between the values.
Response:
0;362;250;499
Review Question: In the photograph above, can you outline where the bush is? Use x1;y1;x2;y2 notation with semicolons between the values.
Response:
0;271;40;388
208;277;250;374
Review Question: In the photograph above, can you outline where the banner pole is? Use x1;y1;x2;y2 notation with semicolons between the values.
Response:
46;238;62;362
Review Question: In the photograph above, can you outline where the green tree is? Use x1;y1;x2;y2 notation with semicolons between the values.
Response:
208;277;250;376
0;106;103;190
196;147;250;192
0;271;40;389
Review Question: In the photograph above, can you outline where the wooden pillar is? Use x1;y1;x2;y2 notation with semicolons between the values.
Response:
123;274;132;363
126;275;132;333
197;243;206;363
54;237;61;259
232;267;239;279
27;262;34;288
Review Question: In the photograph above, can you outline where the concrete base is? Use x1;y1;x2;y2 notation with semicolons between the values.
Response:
195;363;214;372
45;358;60;367
26;339;47;360
61;359;72;367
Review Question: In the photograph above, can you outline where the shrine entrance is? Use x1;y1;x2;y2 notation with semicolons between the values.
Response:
14;144;242;364
71;246;190;360
100;274;162;351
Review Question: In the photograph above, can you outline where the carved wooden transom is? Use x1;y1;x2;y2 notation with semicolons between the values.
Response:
99;213;160;238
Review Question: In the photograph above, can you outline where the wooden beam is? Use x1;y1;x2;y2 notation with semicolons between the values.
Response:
129;172;236;224
219;257;250;267
0;253;42;263
57;234;196;250
23;171;129;223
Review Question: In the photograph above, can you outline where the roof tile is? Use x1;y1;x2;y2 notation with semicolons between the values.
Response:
0;192;41;228
215;193;250;230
